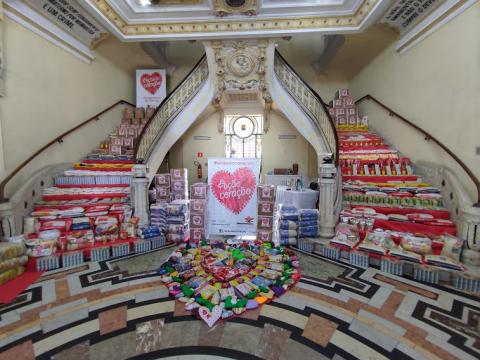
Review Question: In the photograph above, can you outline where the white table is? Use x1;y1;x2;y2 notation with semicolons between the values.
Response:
265;174;310;187
275;185;319;210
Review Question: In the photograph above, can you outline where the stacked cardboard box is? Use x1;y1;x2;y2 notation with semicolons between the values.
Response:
154;174;171;203
328;89;368;130
107;107;149;156
257;185;276;242
189;183;208;244
170;168;188;201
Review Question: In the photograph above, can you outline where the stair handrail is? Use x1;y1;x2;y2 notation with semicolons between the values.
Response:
273;50;339;166
0;99;135;203
134;54;209;163
356;94;480;207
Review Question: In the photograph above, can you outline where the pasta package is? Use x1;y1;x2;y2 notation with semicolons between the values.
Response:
0;255;28;273
0;242;26;262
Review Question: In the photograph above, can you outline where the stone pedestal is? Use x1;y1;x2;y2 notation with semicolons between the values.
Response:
131;164;149;227
318;160;338;238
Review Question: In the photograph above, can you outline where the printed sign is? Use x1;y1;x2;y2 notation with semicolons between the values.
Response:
24;0;107;47
381;0;444;33
207;157;260;236
136;69;167;108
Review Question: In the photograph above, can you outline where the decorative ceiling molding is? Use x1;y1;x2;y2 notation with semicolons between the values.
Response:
83;0;389;41
213;0;258;17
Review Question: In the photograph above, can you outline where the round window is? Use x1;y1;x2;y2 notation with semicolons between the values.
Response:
232;116;255;138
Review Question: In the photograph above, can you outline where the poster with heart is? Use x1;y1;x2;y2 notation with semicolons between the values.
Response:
136;69;166;108
207;157;260;236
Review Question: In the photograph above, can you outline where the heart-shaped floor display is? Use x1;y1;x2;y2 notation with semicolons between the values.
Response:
140;72;162;95
159;239;300;327
198;305;223;328
211;167;257;214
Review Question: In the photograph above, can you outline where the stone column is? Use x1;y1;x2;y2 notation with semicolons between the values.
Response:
131;164;149;227
318;155;338;238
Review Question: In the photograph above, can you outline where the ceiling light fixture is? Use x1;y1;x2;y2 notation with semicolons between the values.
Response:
138;0;152;6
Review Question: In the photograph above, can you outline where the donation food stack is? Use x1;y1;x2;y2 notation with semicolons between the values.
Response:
15;105;154;268
0;242;27;285
189;183;208;244
329;88;476;276
257;185;276;243
273;204;299;246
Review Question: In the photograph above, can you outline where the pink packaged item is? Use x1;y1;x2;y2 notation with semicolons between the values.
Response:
333;99;344;108
156;187;170;198
171;180;186;192
190;228;205;242
258;216;273;230
134;107;145;120
190;183;208;199
170;168;188;180
190;199;206;214
123;137;134;147
40;219;72;232
190;214;205;228
336;116;347;125
257;230;272;242
111;137;123;146
155;174;171;187
258;201;274;216
345;97;354;106
123;107;134;120
335;108;346;116
346;107;356;116
348;115;357;125
257;185;276;201
109;144;122;155
335;89;350;98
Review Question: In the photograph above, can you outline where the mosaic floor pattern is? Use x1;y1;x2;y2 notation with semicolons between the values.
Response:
0;245;478;360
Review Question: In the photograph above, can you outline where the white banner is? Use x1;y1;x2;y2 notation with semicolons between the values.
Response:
24;0;107;47
207;157;260;236
381;0;444;33
136;69;167;108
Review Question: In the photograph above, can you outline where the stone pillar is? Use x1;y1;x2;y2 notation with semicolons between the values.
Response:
318;155;338;238
131;164;149;227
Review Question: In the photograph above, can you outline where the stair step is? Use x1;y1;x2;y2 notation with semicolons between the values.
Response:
350;205;451;219
342;175;421;182
54;184;130;188
42;193;128;201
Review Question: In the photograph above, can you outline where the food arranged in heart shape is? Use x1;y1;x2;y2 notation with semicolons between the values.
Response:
158;239;300;327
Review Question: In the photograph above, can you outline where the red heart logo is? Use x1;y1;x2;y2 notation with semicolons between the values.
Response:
140;72;162;95
211;167;256;215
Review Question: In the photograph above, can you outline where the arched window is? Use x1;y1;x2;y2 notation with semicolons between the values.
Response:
225;115;263;158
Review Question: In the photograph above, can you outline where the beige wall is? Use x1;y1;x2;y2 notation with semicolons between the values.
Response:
350;3;480;203
0;17;199;197
169;110;318;185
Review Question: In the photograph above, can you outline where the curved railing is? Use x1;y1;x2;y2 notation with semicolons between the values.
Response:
0;100;135;202
356;95;480;207
273;51;339;166
135;55;209;162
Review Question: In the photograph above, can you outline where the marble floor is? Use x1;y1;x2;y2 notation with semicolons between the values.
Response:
0;245;478;360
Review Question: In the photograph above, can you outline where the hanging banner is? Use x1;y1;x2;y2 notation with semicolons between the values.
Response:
207;157;260;236
136;69;167;108
24;0;107;47
381;0;445;33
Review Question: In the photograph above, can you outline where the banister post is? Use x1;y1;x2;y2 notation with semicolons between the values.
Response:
317;153;338;238
131;164;150;227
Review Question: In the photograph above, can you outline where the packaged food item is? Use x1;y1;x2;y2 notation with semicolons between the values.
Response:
190;183;208;199
26;239;57;257
94;216;118;242
400;235;432;255
0;242;26;262
40;219;72;232
258;202;274;216
439;234;464;262
71;217;91;230
0;255;28;273
388;248;423;263
330;222;358;249
257;185;276;201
